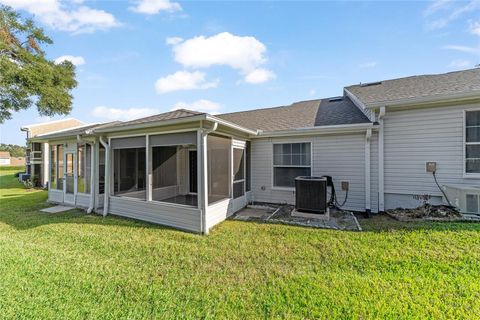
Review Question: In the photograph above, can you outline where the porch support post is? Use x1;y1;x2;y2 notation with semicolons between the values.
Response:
87;141;96;213
146;135;152;201
378;107;386;212
365;128;372;216
100;137;110;217
197;128;209;234
94;141;100;212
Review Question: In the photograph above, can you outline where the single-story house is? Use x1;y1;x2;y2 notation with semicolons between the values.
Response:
0;151;11;166
30;68;480;233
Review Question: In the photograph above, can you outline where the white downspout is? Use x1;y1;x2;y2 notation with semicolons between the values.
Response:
365;128;372;216
99;136;110;217
199;121;218;234
378;107;386;212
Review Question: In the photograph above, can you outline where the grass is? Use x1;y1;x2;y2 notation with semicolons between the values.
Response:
0;166;479;319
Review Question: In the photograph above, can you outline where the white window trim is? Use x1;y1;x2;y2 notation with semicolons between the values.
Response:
271;141;313;189
463;108;480;179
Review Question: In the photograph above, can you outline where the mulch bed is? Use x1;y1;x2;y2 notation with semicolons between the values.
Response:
386;203;480;222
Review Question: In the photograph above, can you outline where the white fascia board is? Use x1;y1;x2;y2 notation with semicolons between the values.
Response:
29;123;100;141
365;91;480;110
255;123;377;138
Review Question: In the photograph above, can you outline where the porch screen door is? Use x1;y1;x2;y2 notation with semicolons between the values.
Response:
189;150;197;194
64;152;76;204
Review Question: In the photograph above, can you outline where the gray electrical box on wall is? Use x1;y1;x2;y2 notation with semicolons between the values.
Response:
426;161;437;173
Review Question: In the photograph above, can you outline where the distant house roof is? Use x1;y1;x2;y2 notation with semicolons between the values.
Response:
35;122;121;139
21;118;85;138
217;96;372;132
346;68;480;108
0;151;10;158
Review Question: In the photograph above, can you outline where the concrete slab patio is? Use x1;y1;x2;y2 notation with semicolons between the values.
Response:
231;204;361;231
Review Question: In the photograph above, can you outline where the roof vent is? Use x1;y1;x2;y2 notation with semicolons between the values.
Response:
360;81;382;87
328;97;343;102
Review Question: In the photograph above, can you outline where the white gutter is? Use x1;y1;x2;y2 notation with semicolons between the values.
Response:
199;121;218;234
99;136;110;217
256;123;377;138
205;115;258;135
378;107;386;212
365;128;372;215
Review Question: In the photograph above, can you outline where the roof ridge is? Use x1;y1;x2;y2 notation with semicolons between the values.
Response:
219;99;322;116
348;67;480;88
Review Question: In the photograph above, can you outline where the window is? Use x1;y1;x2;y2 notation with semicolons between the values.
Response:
207;134;231;204
273;142;311;188
466;110;480;175
77;144;92;194
113;148;146;199
233;148;245;198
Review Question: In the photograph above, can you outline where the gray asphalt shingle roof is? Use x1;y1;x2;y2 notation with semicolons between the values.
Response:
104;109;204;130
346;68;480;107
217;96;372;132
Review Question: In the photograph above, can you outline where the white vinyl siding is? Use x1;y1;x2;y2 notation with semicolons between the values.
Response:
383;103;480;209
109;196;202;232
251;134;373;212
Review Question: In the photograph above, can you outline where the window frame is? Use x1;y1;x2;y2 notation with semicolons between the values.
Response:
271;141;312;190
464;108;480;178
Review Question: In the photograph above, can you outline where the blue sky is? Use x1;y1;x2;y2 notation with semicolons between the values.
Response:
1;0;479;145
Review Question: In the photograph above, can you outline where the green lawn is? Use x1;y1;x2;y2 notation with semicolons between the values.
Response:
0;166;479;319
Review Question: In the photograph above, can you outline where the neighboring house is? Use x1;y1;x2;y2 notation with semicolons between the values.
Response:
0;151;11;166
29;68;480;233
21;118;84;187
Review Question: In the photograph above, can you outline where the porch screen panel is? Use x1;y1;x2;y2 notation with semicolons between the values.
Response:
207;134;231;204
50;145;57;189
57;145;64;190
99;146;105;194
113;148;146;200
150;132;196;147
77;144;92;194
233;148;245;199
152;146;177;188
111;136;146;149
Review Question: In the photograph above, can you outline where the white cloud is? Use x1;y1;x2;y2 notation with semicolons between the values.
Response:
129;0;181;14
469;20;480;36
358;61;377;68
169;32;275;83
91;106;159;121
444;44;480;54
244;68;276;84
54;55;85;66
447;59;472;68
172;99;222;114
0;0;120;33
165;36;183;45
424;0;480;30
155;71;218;94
